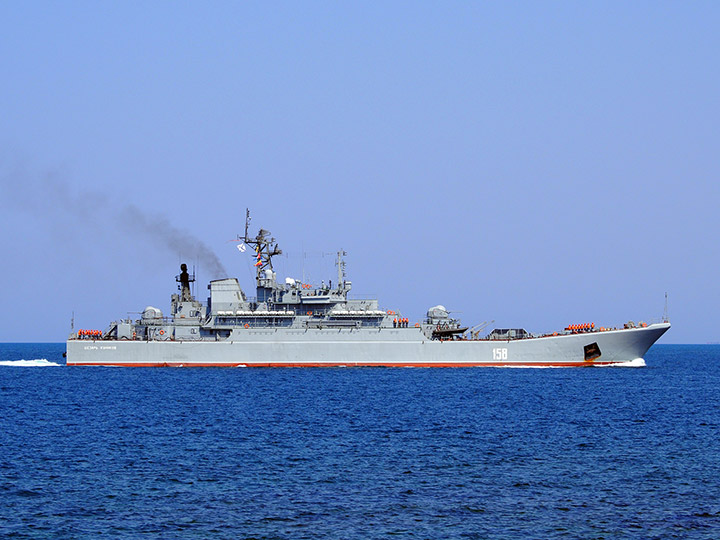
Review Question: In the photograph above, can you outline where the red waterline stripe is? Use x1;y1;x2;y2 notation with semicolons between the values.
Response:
67;361;617;368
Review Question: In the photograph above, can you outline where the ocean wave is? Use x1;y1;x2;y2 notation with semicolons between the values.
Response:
0;359;62;367
495;365;572;369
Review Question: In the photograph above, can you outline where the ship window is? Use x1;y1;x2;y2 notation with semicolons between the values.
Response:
584;342;601;361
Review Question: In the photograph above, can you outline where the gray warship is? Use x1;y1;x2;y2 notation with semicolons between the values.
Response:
66;214;670;367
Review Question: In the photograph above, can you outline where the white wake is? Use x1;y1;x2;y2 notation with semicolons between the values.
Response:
598;358;646;368
493;358;647;369
0;359;62;367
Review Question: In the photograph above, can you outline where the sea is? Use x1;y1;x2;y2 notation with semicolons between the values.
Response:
0;343;719;539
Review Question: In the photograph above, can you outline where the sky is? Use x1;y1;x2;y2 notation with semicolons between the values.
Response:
1;2;718;343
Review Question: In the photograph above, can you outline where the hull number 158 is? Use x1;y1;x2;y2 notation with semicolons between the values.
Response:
492;348;508;361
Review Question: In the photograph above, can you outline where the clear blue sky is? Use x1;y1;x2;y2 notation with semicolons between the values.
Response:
1;2;718;343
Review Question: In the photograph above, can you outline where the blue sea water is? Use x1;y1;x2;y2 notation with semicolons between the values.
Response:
0;344;719;539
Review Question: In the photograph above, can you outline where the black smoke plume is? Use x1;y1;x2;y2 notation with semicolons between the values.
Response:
1;165;227;278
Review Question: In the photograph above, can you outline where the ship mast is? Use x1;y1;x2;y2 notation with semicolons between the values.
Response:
239;209;282;283
336;249;347;288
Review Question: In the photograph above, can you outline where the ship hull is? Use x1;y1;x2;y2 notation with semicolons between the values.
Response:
66;322;669;367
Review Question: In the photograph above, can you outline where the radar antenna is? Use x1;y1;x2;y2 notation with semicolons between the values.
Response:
238;209;283;282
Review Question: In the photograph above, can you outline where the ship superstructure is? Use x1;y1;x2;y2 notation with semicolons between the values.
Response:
67;214;670;367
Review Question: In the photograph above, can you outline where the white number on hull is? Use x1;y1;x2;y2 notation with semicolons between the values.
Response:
492;348;508;361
